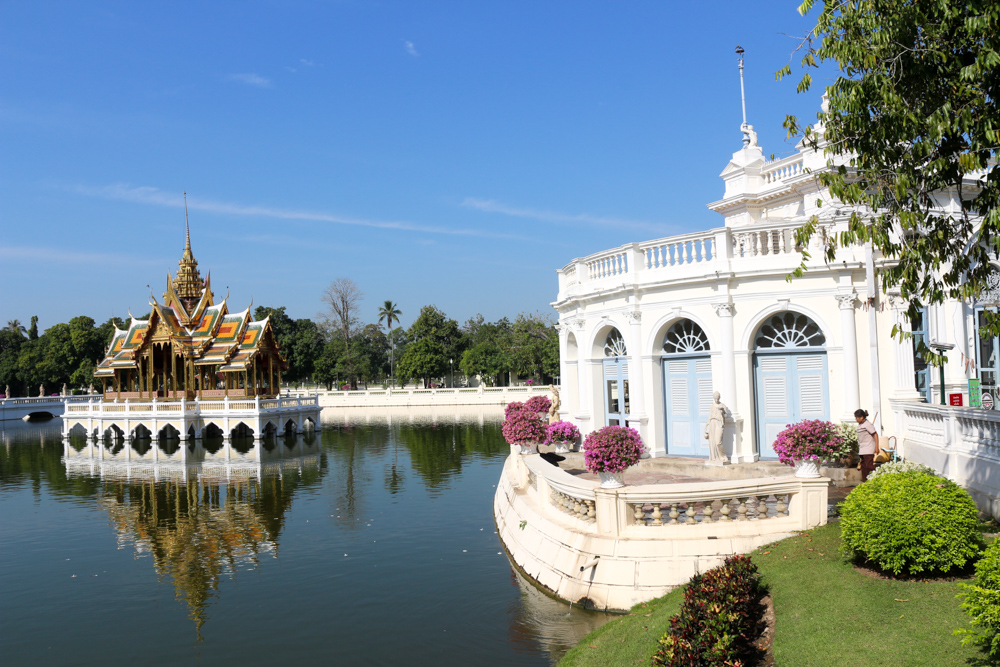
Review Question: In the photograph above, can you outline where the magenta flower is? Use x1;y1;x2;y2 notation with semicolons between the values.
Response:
771;419;844;467
544;421;580;446
582;426;645;474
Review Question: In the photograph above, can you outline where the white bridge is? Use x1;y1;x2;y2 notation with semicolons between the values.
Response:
0;395;95;421
62;395;322;442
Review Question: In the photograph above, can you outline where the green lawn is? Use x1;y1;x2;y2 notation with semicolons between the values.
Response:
559;523;988;666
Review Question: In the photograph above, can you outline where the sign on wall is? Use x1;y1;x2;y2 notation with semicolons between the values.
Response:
970;379;982;408
950;393;964;407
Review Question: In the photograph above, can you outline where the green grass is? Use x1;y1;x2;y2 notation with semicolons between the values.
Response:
559;522;988;666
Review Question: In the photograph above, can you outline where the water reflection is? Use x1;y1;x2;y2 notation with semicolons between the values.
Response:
62;435;324;637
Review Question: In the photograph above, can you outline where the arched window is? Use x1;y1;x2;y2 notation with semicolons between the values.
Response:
604;329;627;357
754;312;825;349
662;320;710;354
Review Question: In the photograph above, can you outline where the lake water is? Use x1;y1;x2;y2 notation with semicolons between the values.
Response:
0;410;613;666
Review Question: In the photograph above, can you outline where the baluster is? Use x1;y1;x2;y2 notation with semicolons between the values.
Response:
776;494;789;517
658;245;666;267
737;498;748;521
586;500;596;520
706;237;714;261
671;243;678;265
650;503;663;526
718;499;732;521
633;503;646;524
573;499;583;517
703;501;715;523
684;503;696;524
668;502;680;524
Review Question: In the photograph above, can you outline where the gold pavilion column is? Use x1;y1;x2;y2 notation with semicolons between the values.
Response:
268;355;274;396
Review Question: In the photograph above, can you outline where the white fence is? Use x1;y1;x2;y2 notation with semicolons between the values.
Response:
287;384;555;408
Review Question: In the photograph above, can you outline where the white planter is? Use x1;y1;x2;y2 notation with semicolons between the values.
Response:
553;441;571;454
795;458;822;478
598;471;625;488
519;443;536;455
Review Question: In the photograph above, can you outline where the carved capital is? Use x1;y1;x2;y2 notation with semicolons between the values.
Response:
835;293;857;309
713;302;735;317
624;310;642;324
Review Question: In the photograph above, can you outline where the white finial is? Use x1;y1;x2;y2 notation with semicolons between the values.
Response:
736;45;749;147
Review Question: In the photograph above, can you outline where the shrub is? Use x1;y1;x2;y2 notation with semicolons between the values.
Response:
771;419;844;466
501;402;546;445
652;555;765;667
957;537;1000;658
832;422;860;460
868;460;937;480
544;420;580;446
524;394;551;415
840;471;983;576
582;426;644;474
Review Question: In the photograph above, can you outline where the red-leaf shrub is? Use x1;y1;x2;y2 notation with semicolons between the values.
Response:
651;555;766;667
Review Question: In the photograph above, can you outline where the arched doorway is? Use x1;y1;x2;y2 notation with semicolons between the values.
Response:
753;312;828;459
661;319;712;456
602;329;629;426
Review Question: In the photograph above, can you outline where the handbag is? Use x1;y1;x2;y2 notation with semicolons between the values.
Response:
874;449;891;464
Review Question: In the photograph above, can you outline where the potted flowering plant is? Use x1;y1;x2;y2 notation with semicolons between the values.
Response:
502;401;547;455
771;419;844;478
582;425;645;488
524;395;551;416
544;420;580;454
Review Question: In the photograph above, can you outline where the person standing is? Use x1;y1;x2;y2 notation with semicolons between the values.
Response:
855;409;879;481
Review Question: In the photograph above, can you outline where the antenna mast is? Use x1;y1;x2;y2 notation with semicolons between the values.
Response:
736;45;749;147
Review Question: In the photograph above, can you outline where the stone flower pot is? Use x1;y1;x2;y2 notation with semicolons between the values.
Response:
597;471;625;488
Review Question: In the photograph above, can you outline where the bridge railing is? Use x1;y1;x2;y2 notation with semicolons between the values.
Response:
62;395;320;417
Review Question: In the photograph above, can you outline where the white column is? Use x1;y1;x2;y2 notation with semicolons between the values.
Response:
625;310;647;441
714;302;745;462
573;320;590;421
888;294;923;400
837;293;861;417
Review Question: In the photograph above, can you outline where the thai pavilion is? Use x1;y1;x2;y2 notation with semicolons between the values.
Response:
63;224;320;442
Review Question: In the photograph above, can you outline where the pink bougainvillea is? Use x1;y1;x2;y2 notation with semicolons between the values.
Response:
524;395;551;415
502;402;546;445
582;426;645;474
544;420;580;446
771;419;844;466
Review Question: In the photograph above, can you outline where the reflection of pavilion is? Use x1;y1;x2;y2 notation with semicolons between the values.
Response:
62;436;323;636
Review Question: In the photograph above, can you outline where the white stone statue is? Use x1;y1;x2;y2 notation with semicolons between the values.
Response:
38;384;45;397
548;385;561;424
62;383;68;396
705;391;730;465
741;123;759;148
88;384;95;395
4;385;9;399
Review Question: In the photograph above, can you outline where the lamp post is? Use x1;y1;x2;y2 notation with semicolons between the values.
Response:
449;358;454;388
930;342;955;405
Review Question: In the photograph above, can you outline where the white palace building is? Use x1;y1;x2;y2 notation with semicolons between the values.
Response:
552;99;1000;513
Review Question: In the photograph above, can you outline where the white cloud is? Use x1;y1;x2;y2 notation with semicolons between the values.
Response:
229;73;272;88
460;197;673;234
73;184;524;241
300;58;316;66
404;41;419;57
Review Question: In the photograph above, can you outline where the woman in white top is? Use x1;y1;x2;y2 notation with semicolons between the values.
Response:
855;409;879;482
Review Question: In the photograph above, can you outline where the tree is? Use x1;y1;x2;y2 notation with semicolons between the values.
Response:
321;278;364;388
460;315;511;386
28;315;38;340
780;0;1000;350
398;305;464;387
509;313;559;382
377;300;402;386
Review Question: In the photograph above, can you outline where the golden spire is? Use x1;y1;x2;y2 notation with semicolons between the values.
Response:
174;192;203;302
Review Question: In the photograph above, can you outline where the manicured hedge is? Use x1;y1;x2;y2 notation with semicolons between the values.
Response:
958;537;1000;658
840;470;982;576
651;555;765;667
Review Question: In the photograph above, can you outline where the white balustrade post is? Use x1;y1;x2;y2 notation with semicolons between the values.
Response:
888;294;923;400
837;293;862;418
628;243;644;285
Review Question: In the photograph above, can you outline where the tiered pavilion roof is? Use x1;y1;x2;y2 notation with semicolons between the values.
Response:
94;224;286;400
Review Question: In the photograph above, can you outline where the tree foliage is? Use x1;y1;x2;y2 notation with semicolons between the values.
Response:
781;0;1000;344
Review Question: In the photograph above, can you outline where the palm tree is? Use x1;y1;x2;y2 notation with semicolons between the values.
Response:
5;319;26;335
378;301;402;387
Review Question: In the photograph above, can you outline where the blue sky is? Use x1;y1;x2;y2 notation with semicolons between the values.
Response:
0;1;830;332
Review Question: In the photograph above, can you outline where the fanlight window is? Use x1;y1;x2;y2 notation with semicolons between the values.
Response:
662;319;710;354
604;329;628;357
755;312;826;349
